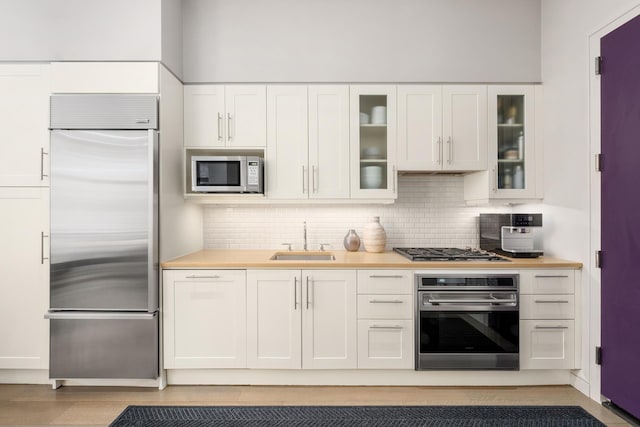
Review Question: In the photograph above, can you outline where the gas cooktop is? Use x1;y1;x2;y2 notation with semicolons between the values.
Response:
393;247;509;262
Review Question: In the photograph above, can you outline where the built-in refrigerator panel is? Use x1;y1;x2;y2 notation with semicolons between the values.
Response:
50;129;158;312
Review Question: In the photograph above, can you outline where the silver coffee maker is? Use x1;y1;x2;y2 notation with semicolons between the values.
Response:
479;213;543;258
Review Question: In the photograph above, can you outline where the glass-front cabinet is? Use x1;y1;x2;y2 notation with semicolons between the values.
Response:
349;85;397;199
464;85;541;202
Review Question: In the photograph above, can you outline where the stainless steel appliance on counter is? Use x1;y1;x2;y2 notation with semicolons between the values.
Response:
479;213;543;258
415;273;519;370
45;95;159;380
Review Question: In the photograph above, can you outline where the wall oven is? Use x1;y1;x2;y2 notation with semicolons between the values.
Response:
416;273;519;370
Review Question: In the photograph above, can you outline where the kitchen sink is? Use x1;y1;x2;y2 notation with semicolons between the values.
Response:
270;252;336;261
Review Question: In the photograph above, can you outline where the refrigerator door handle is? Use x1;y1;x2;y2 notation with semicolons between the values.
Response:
45;312;157;320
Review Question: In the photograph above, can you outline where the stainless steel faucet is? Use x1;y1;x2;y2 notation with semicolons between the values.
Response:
303;221;308;251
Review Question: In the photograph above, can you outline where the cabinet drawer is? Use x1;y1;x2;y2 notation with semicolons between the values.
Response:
357;295;412;319
357;270;412;294
520;295;575;320
357;319;414;369
520;270;575;294
170;270;246;283
520;319;576;370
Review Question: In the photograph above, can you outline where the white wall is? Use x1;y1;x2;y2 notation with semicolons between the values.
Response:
0;0;161;61
162;0;183;79
204;175;508;250
182;0;541;83
530;0;640;400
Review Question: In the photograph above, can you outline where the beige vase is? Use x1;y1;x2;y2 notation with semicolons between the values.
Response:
363;216;387;253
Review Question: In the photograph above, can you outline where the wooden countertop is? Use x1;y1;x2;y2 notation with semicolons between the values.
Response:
161;250;583;269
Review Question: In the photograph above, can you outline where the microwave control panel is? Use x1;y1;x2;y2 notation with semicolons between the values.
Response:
247;161;260;186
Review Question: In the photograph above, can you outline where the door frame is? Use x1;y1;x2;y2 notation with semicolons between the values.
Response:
588;3;640;404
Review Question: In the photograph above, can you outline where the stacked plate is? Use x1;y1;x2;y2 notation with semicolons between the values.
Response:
361;165;383;189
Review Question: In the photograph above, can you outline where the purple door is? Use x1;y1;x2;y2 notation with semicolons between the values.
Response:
601;13;640;420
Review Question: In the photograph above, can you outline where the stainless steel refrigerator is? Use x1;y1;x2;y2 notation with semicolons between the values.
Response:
46;95;159;379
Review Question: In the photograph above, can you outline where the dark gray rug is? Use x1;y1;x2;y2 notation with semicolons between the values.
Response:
109;405;606;426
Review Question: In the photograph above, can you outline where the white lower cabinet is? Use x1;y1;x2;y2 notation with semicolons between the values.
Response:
0;187;49;369
519;269;578;370
163;270;247;369
247;269;357;369
356;270;414;369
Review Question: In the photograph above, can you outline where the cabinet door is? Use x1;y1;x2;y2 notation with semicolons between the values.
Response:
184;85;225;148
308;85;350;199
266;86;308;199
247;270;301;369
225;85;267;148
163;270;246;369
397;85;443;171
302;270;357;369
0;188;49;369
520;320;576;369
442;85;487;171
0;64;50;187
350;85;397;199
357;320;413;369
488;85;537;198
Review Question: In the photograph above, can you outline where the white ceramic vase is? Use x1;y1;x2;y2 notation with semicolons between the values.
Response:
363;216;387;253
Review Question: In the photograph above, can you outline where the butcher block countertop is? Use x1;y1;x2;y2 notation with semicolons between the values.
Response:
161;250;583;269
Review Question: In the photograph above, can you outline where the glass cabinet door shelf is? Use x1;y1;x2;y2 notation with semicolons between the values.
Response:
349;85;397;199
488;85;538;199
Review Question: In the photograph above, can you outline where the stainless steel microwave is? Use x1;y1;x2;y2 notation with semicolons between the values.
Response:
191;155;264;193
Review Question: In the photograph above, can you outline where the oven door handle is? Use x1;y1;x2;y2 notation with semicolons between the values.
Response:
426;298;517;305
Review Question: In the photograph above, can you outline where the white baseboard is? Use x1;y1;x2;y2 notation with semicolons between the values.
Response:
0;369;50;384
570;371;590;397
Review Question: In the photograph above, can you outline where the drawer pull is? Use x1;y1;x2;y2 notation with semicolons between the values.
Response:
535;325;569;330
535;300;569;304
370;299;403;304
369;275;404;279
534;275;569;278
185;275;221;279
370;325;403;330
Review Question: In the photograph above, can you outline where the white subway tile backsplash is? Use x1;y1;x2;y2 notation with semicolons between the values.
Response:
203;175;508;250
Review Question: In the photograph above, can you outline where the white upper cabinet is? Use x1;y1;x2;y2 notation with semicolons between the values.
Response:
0;64;50;187
464;85;542;203
350;85;397;199
397;85;486;172
397;85;443;171
308;85;350;199
50;62;158;93
184;84;266;148
266;85;309;199
266;85;350;200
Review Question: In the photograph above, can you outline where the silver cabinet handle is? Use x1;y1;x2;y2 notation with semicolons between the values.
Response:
492;166;498;193
294;277;298;310
227;113;233;141
535;300;569;304
535;325;569;330
40;148;48;180
312;165;318;193
534;275;569;278
217;113;223;141
185;275;221;279
306;276;311;309
370;299;403;304
437;136;442;164
41;231;49;264
370;325;403;330
392;165;397;193
301;165;306;194
446;136;452;164
369;275;404;279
